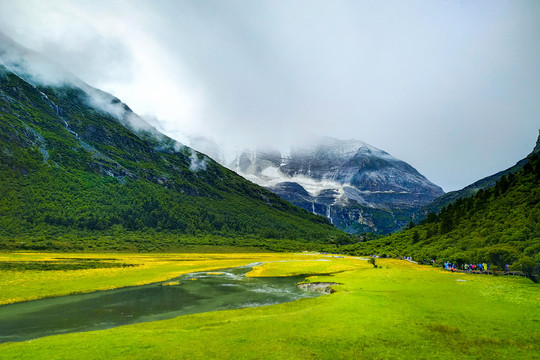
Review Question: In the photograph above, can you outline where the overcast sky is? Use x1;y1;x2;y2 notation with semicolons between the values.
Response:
1;0;539;192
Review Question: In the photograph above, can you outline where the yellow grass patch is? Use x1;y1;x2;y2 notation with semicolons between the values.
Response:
161;281;180;286
246;256;370;277
0;252;345;305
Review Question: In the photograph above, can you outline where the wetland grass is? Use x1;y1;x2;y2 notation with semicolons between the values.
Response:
0;253;537;359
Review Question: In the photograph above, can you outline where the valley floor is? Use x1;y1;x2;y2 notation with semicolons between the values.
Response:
0;251;538;359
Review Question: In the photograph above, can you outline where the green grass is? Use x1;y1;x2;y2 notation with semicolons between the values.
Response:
0;254;538;359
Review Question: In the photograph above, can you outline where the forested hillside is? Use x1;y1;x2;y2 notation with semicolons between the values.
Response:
0;65;344;251
345;149;540;276
422;130;540;216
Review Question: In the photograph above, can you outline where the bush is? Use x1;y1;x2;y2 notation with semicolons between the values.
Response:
511;256;539;283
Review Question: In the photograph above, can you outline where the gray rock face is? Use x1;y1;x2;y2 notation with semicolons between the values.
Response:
296;282;342;294
533;129;540;155
227;136;444;234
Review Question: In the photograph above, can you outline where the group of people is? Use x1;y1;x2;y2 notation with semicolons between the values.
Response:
464;263;490;271
368;256;510;274
443;261;457;272
443;261;492;272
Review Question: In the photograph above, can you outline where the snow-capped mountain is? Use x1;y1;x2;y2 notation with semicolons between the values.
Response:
221;136;444;234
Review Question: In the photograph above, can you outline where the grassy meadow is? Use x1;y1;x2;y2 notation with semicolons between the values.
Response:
0;252;538;359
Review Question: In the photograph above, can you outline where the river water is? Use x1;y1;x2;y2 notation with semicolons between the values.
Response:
0;263;319;343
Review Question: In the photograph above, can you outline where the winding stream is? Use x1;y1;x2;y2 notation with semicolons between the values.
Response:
0;263;319;343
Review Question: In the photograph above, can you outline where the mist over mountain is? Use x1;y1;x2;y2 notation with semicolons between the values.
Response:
191;136;444;234
0;34;342;251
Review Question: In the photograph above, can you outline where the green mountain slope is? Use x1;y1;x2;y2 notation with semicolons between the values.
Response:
421;130;540;216
345;144;540;275
0;64;344;251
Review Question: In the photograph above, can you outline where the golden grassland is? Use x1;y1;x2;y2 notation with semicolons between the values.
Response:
0;252;538;359
0;251;338;305
246;257;363;277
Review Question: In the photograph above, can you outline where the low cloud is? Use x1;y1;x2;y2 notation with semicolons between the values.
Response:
0;31;75;87
172;141;208;172
188;149;208;172
84;86;158;135
1;1;539;190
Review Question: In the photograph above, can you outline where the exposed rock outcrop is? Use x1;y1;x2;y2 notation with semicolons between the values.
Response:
225;137;444;234
296;282;343;294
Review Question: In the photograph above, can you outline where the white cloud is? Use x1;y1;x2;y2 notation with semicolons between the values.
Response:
1;0;539;191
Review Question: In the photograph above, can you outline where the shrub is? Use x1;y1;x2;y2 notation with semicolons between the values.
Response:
511;256;539;283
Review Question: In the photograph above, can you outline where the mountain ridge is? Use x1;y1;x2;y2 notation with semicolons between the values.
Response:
423;129;540;216
343;136;540;279
0;36;344;251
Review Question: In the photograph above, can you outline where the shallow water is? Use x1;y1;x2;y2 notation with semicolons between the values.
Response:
0;263;319;343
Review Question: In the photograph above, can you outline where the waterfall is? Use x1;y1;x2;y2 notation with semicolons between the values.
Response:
326;205;333;224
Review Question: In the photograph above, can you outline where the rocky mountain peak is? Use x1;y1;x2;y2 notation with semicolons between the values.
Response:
219;136;444;234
